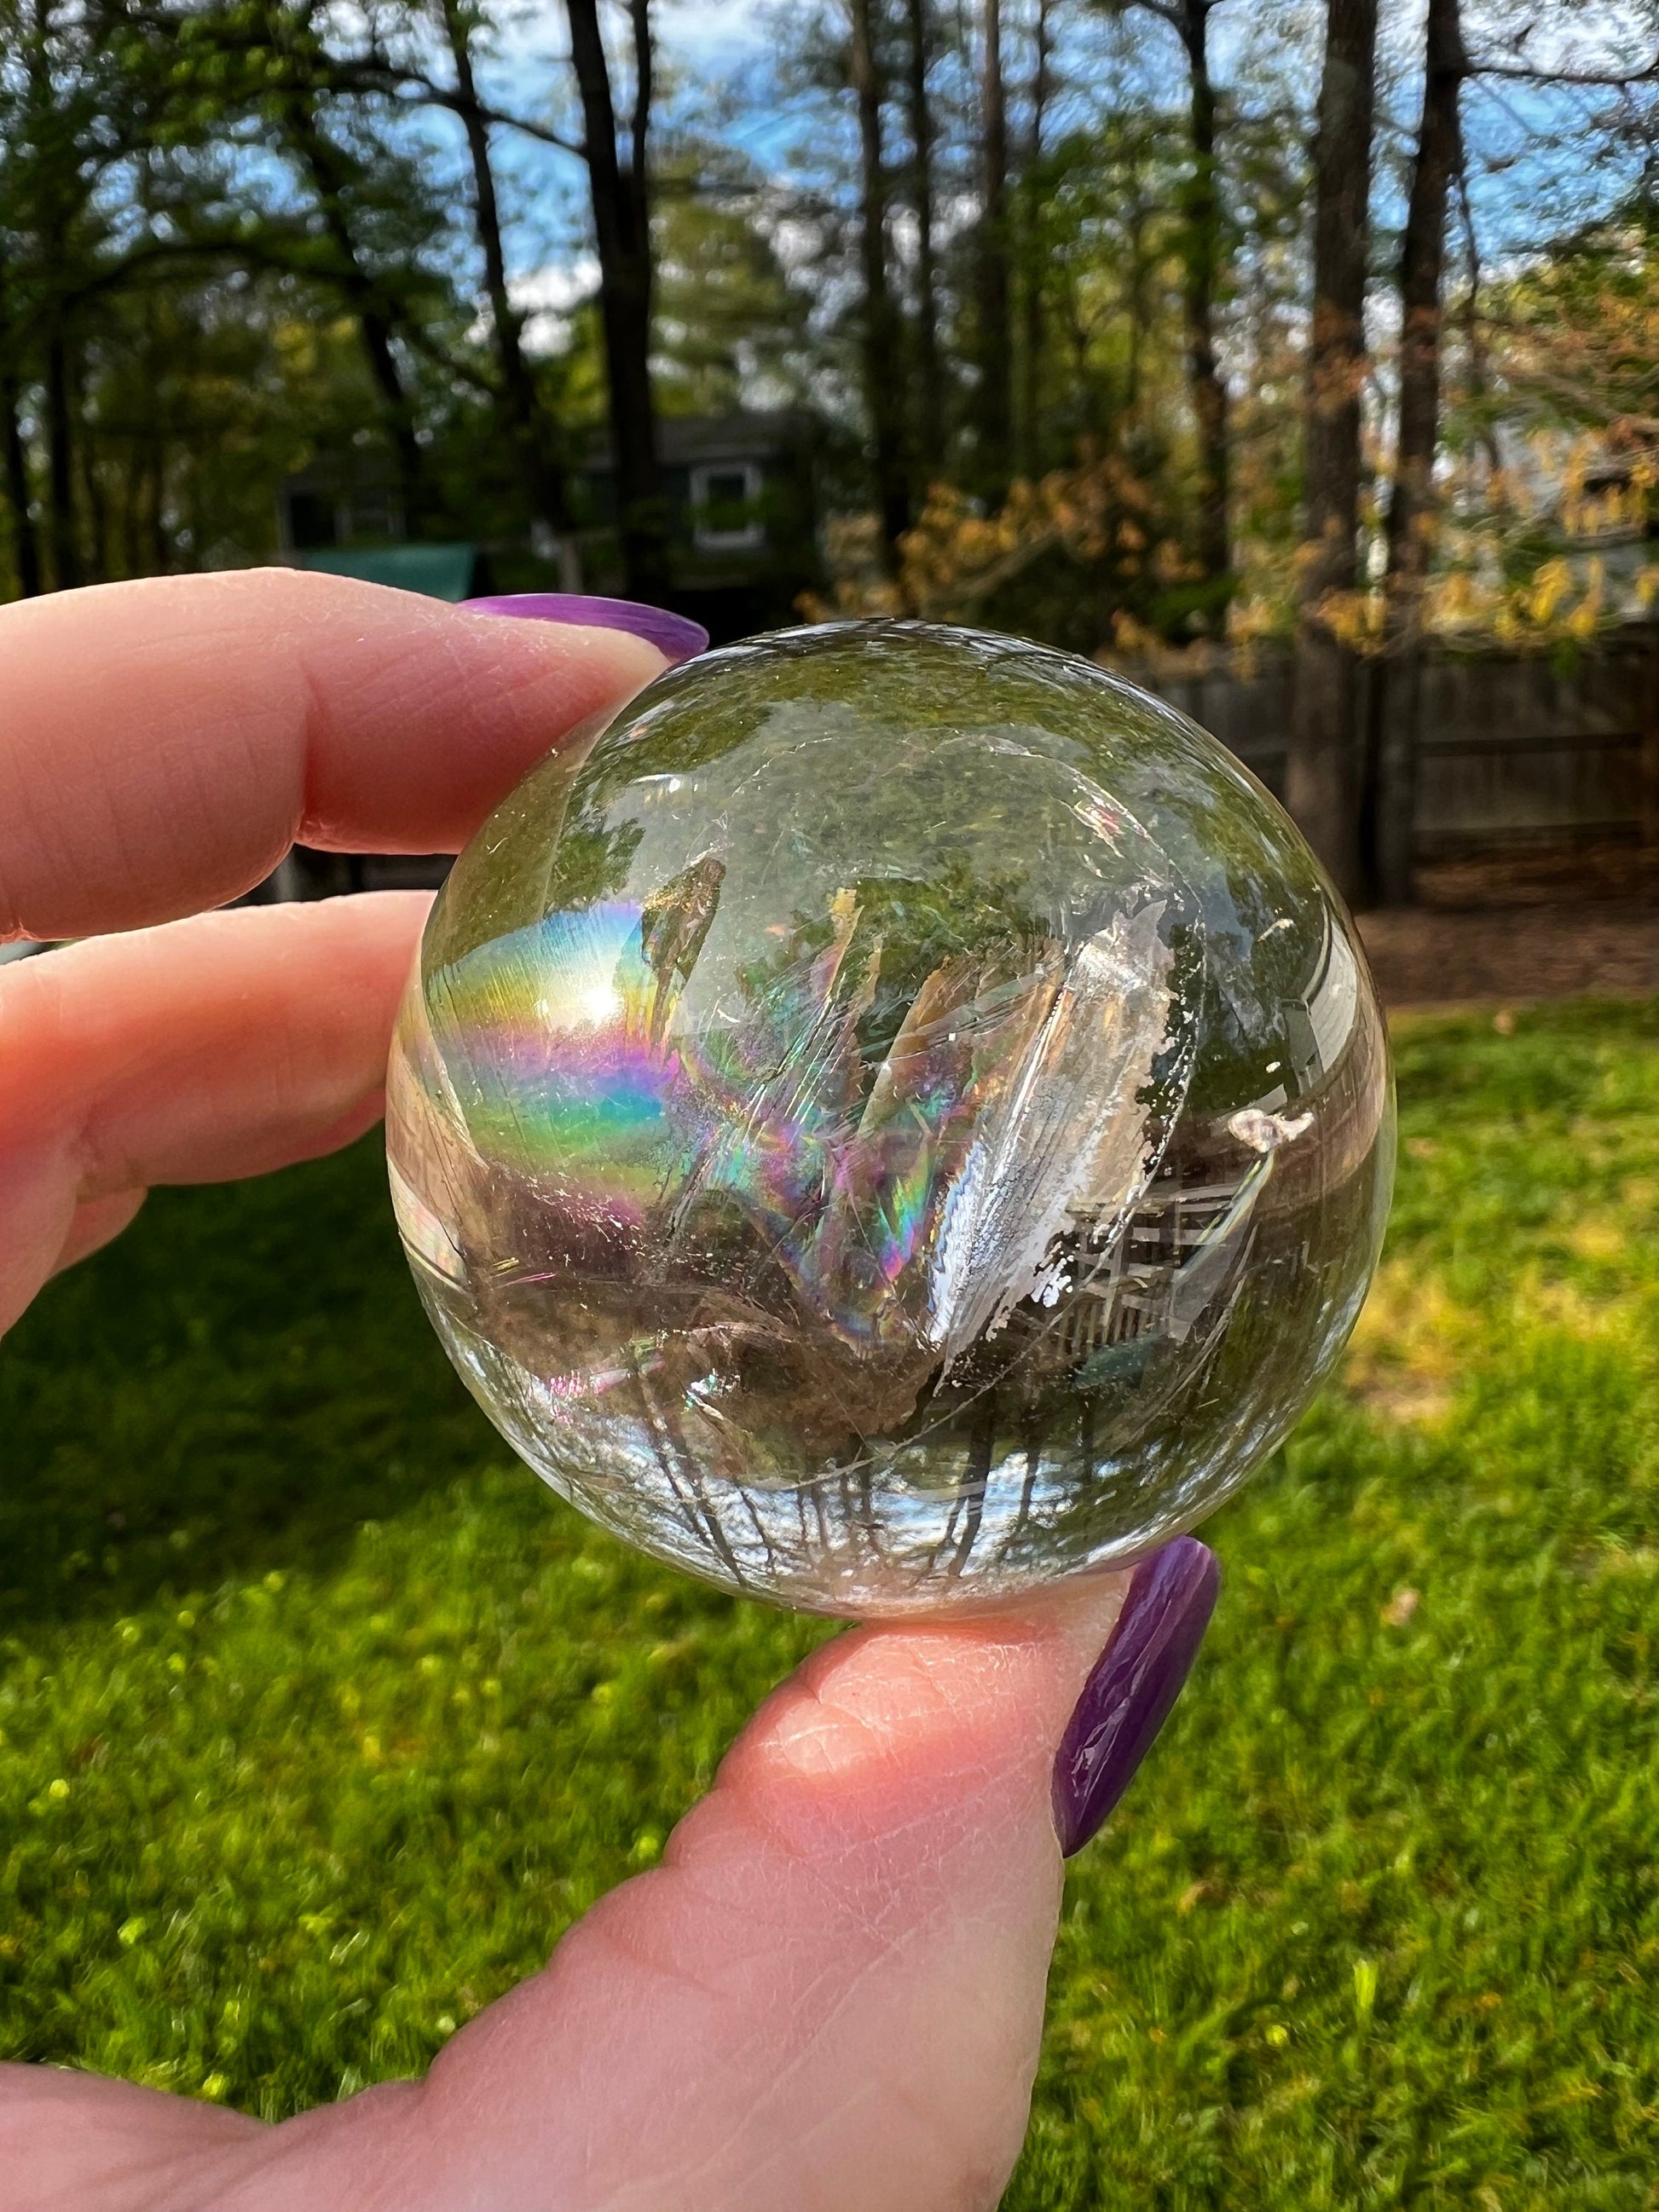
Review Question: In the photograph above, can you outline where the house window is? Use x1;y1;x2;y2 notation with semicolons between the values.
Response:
691;461;765;552
350;489;401;542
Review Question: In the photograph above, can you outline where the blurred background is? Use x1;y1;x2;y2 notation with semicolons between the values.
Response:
5;3;1659;2203
7;0;1659;953
3;0;1659;920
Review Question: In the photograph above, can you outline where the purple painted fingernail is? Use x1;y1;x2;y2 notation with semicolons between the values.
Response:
465;592;708;665
1053;1536;1219;1857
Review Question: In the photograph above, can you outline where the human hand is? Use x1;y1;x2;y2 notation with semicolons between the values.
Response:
0;573;1217;2212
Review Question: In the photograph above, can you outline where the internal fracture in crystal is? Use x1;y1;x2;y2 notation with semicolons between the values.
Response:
387;622;1394;1614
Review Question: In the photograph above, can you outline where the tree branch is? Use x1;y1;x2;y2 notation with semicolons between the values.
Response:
316;53;587;159
1473;52;1659;88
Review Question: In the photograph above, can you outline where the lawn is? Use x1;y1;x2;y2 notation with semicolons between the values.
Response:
3;1000;1659;2208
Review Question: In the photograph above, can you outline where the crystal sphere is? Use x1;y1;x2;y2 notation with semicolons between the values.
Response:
387;622;1393;1615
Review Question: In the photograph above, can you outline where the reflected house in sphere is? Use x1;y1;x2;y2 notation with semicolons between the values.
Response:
1043;912;1377;1388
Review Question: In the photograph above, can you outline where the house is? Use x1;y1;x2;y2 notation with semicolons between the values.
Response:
275;409;823;638
277;450;482;602
263;410;824;901
575;408;823;642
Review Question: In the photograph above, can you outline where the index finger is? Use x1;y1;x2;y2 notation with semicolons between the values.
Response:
0;570;673;940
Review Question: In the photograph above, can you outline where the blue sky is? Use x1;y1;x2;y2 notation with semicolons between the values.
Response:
645;0;1655;255
657;0;772;67
480;1;1654;340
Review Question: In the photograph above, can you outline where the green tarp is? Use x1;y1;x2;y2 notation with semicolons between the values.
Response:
299;545;477;601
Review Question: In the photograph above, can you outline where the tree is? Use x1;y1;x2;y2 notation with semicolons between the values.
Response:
228;0;588;572
1031;105;1182;455
849;0;912;564
565;0;668;602
1368;0;1466;903
142;0;470;546
278;93;432;536
650;146;815;417
1015;0;1054;480
974;0;1011;495
903;0;945;484
5;0;109;591
0;182;43;594
6;0;1652;698
1283;0;1378;901
1103;0;1232;597
0;379;41;594
435;0;574;573
1167;0;1228;596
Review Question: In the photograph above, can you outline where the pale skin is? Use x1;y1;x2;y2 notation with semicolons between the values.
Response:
0;571;1132;2212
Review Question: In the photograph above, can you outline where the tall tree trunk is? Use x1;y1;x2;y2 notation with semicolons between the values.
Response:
567;0;669;604
1017;0;1052;477
974;0;1011;495
0;361;43;598
146;435;169;575
73;351;108;583
440;0;573;569
1370;0;1466;903
1124;204;1150;419
1175;0;1229;597
43;327;81;591
78;435;108;583
118;428;142;580
904;0;944;487
23;0;74;592
288;107;429;536
1283;0;1379;900
850;0;911;564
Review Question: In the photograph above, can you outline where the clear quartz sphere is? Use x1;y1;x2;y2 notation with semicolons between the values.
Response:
387;622;1393;1615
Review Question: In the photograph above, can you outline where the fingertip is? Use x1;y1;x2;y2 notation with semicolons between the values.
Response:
1052;1537;1219;1857
714;1571;1135;1861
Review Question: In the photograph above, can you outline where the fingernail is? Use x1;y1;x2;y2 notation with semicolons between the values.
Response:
464;592;708;665
1053;1536;1219;1857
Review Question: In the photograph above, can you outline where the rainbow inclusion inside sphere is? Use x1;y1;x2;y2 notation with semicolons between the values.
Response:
387;622;1393;1615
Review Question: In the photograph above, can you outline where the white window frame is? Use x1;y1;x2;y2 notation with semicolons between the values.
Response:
691;460;765;553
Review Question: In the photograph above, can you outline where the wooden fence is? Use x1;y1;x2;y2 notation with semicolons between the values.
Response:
260;626;1659;909
1139;626;1659;859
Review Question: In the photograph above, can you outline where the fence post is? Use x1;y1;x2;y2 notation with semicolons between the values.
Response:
1373;645;1420;907
1641;629;1659;852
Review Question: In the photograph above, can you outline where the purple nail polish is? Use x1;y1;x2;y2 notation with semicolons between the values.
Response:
464;592;708;665
1053;1536;1219;1857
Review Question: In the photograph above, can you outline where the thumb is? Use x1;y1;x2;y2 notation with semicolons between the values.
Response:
269;1538;1218;2212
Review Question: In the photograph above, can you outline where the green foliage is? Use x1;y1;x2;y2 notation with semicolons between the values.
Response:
651;145;817;420
3;1001;1659;2204
0;0;565;586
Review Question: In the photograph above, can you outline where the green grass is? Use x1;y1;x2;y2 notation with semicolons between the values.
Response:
4;1001;1659;2207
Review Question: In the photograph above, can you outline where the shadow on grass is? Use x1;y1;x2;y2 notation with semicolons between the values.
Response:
1;1136;500;1635
9;997;1659;1638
